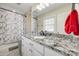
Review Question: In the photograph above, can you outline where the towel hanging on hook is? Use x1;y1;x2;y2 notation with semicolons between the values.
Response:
64;3;79;36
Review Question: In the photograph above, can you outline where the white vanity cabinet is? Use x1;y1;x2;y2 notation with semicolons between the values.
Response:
21;36;43;56
44;47;63;56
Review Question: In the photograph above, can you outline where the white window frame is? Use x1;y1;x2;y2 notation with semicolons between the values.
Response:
43;16;56;32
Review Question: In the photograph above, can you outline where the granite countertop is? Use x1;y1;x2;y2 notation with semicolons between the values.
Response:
23;35;79;56
31;39;77;56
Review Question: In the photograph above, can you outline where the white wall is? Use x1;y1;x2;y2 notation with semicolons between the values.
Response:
37;4;72;34
23;12;32;35
57;11;68;34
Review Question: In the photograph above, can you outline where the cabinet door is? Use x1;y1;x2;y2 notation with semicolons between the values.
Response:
22;37;44;56
22;39;27;56
25;48;32;56
45;47;63;56
22;39;32;56
22;44;33;56
32;49;42;56
32;42;44;55
22;44;27;56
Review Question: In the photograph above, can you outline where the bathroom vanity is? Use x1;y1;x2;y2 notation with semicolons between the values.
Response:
21;34;79;56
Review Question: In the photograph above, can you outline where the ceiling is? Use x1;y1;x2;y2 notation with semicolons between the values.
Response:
33;3;72;17
0;3;72;17
0;3;38;15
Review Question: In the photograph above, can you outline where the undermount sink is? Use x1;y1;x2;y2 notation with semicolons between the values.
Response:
33;36;45;42
33;36;45;39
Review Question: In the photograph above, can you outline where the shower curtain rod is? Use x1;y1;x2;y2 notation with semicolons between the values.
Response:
0;7;26;17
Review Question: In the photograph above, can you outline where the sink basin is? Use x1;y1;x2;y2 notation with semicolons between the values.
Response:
33;36;45;43
33;36;45;40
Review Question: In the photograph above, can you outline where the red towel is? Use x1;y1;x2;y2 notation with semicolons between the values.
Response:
65;9;79;35
65;14;71;34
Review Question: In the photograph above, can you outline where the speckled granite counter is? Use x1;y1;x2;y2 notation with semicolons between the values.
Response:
22;35;79;56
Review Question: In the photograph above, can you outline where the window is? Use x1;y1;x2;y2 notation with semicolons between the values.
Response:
43;17;55;32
